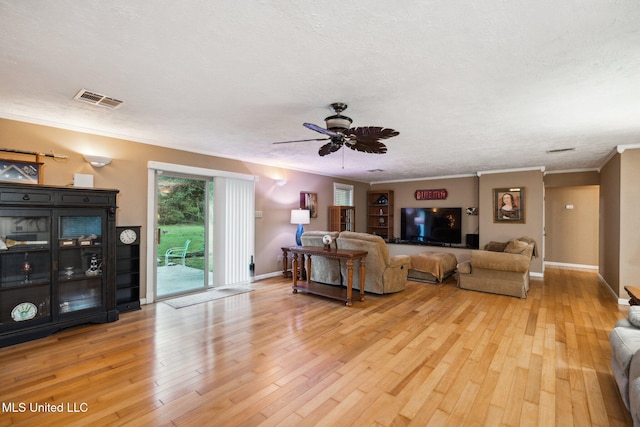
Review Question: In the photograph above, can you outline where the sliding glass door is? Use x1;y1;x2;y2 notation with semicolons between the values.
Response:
155;173;213;298
146;161;255;304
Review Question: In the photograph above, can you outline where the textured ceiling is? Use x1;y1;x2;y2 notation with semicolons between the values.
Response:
1;1;640;183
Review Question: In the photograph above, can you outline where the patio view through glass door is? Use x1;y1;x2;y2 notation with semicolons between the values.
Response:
155;173;214;298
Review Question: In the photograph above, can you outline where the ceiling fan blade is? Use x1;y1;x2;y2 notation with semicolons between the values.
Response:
303;122;341;138
348;140;388;154
318;141;343;156
344;126;400;143
342;126;398;154
272;137;330;144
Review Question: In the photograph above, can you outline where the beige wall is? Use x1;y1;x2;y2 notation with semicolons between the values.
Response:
599;148;640;300
8;117;635;297
600;154;621;296
620;149;640;297
545;186;599;266
370;176;479;242
478;170;545;274
544;171;600;187
0;118;367;297
371;171;545;276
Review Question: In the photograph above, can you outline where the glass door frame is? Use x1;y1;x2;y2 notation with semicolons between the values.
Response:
154;171;212;299
145;162;255;304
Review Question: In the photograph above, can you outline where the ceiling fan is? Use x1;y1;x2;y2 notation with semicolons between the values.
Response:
273;103;399;156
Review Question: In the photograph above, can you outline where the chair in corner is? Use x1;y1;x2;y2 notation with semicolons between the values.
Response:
165;239;191;266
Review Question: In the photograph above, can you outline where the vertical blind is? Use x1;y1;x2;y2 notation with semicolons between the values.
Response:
223;178;255;285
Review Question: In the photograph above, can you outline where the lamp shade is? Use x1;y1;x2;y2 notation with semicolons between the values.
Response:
290;209;310;225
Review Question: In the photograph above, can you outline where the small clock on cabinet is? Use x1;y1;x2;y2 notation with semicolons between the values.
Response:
119;228;138;245
11;302;37;322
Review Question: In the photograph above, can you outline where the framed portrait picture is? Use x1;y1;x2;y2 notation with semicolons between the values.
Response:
300;192;318;218
0;159;42;184
494;187;525;223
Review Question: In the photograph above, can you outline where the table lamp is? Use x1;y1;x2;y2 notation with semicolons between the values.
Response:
290;209;310;246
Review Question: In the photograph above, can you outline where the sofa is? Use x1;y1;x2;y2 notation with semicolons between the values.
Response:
336;231;411;294
456;236;537;298
610;311;640;426
300;231;341;285
299;231;411;294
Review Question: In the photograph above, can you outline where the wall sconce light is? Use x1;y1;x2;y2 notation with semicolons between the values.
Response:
84;154;112;168
275;179;287;187
290;209;310;246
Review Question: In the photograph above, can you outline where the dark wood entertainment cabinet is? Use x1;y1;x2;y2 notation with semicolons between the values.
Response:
0;183;119;347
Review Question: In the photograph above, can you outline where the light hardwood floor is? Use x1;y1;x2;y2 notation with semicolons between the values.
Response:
0;268;633;426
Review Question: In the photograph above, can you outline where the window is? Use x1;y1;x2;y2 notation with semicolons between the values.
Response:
334;183;354;206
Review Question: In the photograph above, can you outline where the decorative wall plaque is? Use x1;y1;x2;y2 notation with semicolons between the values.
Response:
414;188;448;200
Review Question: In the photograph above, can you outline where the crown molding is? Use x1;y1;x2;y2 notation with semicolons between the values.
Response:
476;166;545;176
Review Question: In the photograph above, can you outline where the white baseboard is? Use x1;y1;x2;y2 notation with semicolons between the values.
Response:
254;271;284;281
597;273;628;305
544;261;598;270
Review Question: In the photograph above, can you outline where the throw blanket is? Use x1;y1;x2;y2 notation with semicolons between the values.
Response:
410;252;458;282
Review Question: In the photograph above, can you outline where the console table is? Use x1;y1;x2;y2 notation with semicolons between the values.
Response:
625;286;640;306
288;246;367;306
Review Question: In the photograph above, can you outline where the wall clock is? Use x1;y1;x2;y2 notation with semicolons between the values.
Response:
11;302;37;321
119;228;138;245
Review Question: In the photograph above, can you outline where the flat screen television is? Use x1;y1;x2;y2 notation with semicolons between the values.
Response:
400;207;462;245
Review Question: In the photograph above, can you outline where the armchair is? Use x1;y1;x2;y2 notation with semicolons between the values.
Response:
336;231;411;294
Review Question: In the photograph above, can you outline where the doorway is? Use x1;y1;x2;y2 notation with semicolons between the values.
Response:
155;173;213;298
544;185;599;267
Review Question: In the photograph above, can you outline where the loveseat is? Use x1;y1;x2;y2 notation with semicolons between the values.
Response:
610;309;640;426
457;236;537;298
299;231;411;294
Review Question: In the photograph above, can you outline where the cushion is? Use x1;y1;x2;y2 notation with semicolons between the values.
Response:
485;241;507;252
504;240;529;254
457;261;471;274
630;306;640;328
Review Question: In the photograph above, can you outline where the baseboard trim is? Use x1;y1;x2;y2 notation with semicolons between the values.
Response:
254;271;284;281
597;273;628;305
544;261;598;270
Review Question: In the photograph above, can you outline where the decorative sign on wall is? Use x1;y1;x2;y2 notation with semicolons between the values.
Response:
414;188;448;200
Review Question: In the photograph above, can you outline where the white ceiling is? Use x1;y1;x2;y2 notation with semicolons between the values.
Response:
1;1;640;183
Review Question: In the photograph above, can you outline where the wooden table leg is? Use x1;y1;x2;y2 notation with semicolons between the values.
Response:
345;258;353;306
282;248;290;278
292;253;298;293
306;255;312;285
359;258;366;302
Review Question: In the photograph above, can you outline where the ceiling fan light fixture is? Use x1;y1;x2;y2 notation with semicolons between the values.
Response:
324;114;352;131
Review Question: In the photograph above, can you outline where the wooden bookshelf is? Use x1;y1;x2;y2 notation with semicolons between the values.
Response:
367;190;394;241
328;205;355;232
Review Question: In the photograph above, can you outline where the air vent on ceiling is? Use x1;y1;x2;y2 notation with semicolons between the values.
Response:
73;89;123;109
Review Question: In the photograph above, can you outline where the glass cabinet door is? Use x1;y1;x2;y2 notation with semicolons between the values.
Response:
56;214;105;315
0;212;51;331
